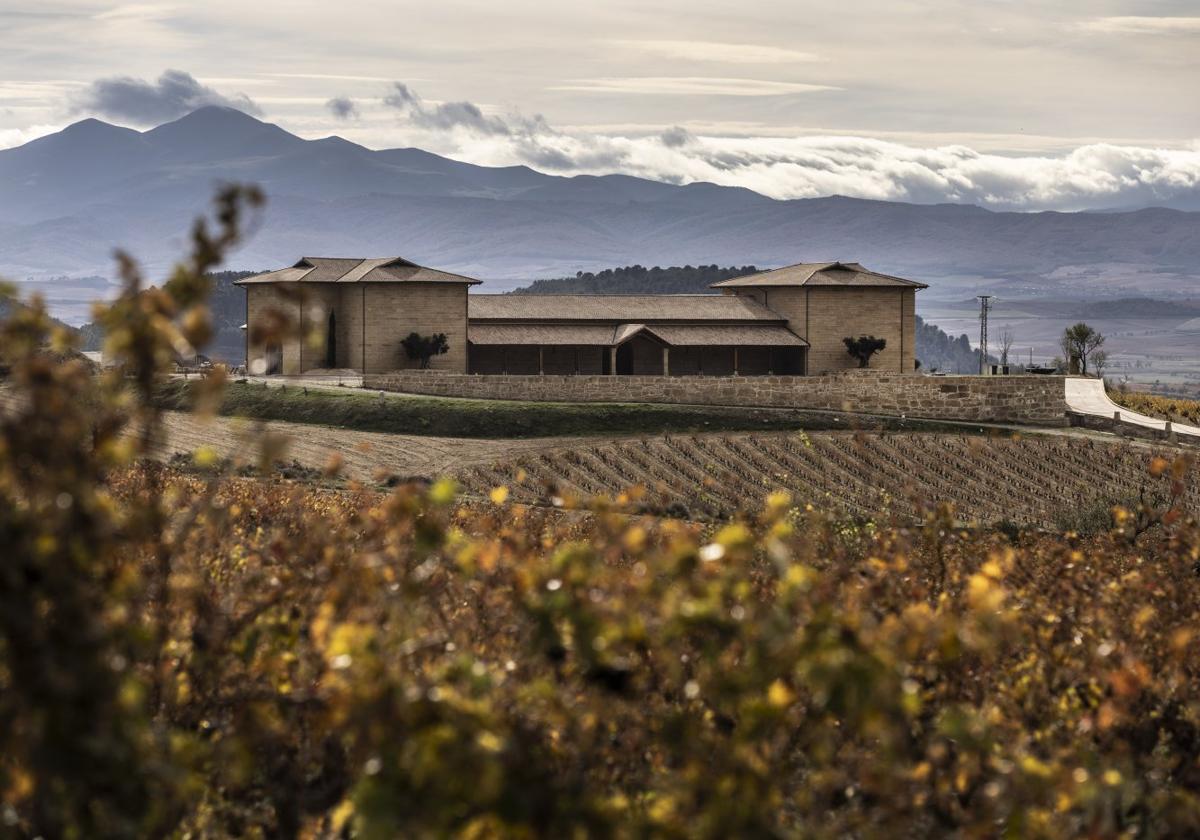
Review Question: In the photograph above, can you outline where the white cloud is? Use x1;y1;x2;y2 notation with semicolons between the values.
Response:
0;80;84;102
283;82;1200;212
93;3;176;22
612;39;821;63
267;73;395;82
0;122;62;149
444;128;1200;211
550;77;837;96
1081;16;1200;35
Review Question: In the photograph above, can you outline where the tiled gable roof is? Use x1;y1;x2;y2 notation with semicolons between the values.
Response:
468;294;785;322
234;257;480;285
711;262;927;289
467;322;807;347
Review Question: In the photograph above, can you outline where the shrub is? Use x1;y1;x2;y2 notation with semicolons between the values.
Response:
400;332;449;369
3;187;1200;837
844;335;887;368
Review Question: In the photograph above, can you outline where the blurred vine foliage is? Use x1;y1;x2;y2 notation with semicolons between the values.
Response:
2;188;1200;838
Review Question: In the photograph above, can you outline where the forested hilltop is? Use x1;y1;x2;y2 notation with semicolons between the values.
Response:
79;269;255;360
516;264;987;373
515;264;759;295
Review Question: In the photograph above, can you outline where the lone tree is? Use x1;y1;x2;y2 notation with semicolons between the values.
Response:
1060;322;1106;376
843;335;887;368
400;332;449;369
999;326;1015;367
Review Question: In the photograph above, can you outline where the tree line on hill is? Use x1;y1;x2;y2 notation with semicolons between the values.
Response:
515;264;759;295
78;269;254;361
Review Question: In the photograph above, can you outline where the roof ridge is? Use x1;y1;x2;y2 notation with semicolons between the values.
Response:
478;293;726;297
711;261;927;289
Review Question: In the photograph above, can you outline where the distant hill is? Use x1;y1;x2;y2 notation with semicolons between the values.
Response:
914;316;996;373
1077;297;1200;319
0;295;78;337
76;269;256;361
3;107;1200;304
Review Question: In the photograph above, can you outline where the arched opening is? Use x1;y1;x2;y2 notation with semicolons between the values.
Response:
325;311;337;368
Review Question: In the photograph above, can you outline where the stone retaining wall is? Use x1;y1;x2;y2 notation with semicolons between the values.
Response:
1069;412;1198;445
364;371;1069;426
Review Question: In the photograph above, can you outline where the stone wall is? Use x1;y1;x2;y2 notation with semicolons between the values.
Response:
1069;411;1199;446
365;370;1068;425
360;283;469;374
245;284;301;375
724;286;916;374
245;281;470;374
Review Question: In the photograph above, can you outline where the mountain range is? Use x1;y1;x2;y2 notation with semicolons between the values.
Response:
2;106;1200;306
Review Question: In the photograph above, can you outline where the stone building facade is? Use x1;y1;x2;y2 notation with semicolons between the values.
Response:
238;258;925;376
238;257;476;375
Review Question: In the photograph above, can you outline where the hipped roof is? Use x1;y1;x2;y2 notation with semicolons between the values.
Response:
469;294;783;322
468;322;807;347
235;256;481;286
711;261;927;289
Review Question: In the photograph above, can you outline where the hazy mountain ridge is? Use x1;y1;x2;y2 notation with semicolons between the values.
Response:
3;107;1200;301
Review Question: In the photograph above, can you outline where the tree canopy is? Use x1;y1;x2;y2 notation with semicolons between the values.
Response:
401;331;450;369
843;335;888;368
1061;322;1106;376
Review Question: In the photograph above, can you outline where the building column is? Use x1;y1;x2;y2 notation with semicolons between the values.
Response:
609;346;617;375
733;347;739;376
662;346;670;376
538;345;544;375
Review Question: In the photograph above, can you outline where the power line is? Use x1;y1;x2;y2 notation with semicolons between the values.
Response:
977;295;994;375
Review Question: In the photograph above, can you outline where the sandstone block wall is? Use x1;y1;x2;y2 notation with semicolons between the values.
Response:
360;283;469;373
725;286;916;374
245;284;302;375
247;282;470;374
364;371;1069;426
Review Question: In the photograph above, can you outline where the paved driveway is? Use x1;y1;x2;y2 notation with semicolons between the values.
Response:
1065;378;1200;440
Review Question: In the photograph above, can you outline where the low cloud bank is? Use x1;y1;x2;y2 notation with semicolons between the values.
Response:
575;134;1200;210
381;82;1200;211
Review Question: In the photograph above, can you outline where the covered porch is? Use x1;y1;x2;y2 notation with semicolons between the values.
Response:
467;323;807;376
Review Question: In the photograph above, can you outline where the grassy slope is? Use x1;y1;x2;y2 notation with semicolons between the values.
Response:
158;380;969;439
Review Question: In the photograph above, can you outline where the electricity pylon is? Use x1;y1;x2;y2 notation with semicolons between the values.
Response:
977;295;994;375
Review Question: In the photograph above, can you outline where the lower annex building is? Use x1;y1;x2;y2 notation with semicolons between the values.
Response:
236;257;926;376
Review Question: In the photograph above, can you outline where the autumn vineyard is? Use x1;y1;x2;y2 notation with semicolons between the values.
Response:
4;188;1200;838
458;431;1200;529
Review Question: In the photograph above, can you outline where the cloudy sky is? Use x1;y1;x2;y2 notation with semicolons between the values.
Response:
2;0;1198;209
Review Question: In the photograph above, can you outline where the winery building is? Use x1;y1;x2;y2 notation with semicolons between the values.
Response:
237;257;925;376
